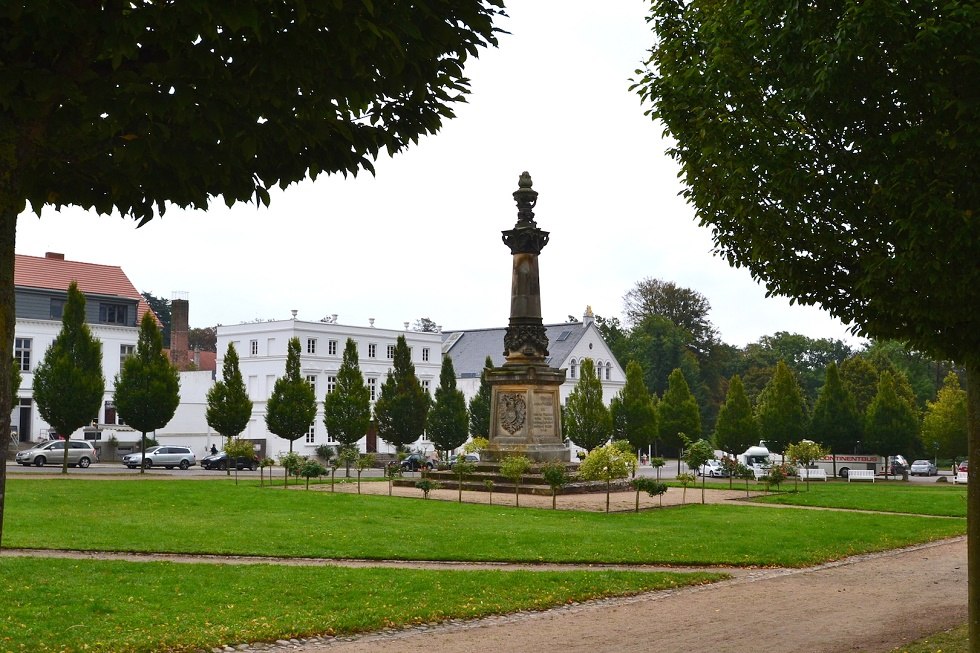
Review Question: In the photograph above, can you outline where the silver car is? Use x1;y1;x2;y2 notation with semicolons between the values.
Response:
122;445;197;470
910;459;938;476
16;440;98;468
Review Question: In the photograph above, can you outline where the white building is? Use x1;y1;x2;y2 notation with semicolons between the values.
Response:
209;316;444;459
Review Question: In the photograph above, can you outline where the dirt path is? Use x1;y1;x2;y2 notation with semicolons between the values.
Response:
305;537;966;653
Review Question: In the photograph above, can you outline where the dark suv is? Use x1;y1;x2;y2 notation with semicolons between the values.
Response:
400;453;435;472
201;451;258;471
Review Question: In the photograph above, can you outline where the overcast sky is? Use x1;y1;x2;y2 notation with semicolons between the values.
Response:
15;1;863;349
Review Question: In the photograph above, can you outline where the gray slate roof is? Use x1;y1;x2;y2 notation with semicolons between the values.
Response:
442;323;590;378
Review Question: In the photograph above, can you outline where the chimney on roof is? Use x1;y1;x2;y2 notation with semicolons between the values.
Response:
583;305;595;328
45;252;65;260
171;294;190;368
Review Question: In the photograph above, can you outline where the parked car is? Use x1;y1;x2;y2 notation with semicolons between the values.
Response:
122;445;197;470
910;460;938;476
958;461;969;473
201;450;258;471
400;453;435;472
450;454;480;467
16;440;98;468
697;459;728;477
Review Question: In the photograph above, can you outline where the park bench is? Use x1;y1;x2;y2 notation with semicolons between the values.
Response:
798;468;828;481
954;471;968;484
847;469;875;482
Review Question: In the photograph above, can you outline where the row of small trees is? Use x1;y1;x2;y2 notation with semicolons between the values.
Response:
566;349;966;468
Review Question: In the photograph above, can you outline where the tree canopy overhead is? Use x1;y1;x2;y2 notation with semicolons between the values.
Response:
635;0;978;364
2;2;506;223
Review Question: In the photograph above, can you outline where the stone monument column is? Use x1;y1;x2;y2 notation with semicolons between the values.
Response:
486;172;568;462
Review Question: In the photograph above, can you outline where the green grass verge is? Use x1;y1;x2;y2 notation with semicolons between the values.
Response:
5;480;964;567
0;557;722;653
889;624;968;652
748;481;967;517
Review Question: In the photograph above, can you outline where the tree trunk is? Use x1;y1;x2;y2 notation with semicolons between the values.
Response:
967;364;979;647
140;432;147;475
62;438;69;475
0;203;16;548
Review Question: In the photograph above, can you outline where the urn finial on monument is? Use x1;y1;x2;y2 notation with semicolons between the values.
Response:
502;172;551;364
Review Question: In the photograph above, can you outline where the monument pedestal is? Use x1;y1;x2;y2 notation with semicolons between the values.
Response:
487;364;568;462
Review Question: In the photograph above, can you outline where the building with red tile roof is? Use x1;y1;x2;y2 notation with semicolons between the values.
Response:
13;252;153;444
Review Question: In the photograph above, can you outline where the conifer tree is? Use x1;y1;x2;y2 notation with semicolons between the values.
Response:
115;311;181;472
468;356;494;438
32;281;104;474
374;335;429;451
921;372;968;462
265;337;317;453
755;360;808;453
714;375;758;455
610;360;658;456
839;355;880;416
428;355;469;456
658;368;701;454
865;370;920;460
206;342;253;474
809;362;862;473
323;338;371;467
565;358;612;452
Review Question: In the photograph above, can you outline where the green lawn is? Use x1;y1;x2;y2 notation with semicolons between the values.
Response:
0;557;721;653
748;480;967;517
4;479;964;567
889;624;968;653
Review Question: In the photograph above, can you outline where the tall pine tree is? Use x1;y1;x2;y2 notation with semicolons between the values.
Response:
658;368;701;455
755;360;808;453
32;281;104;474
468;355;493;438
428;355;469;456
323;338;371;460
374;335;429;451
714;375;758;455
865;370;920;461
115;312;180;472
206;342;253;474
809;362;862;473
610;360;658;455
565;358;612;452
265;337;317;453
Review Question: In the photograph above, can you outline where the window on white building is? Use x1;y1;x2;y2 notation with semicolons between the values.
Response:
306;374;317;395
327;376;337;394
49;299;64;320
306;423;316;444
368;343;377;358
368;377;377;401
421;379;430;394
307;338;317;354
250;340;258;356
569;359;577;379
422;347;430;362
325;429;337;443
386;344;395;359
605;362;612;380
119;344;135;369
14;338;31;372
328;340;338;356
